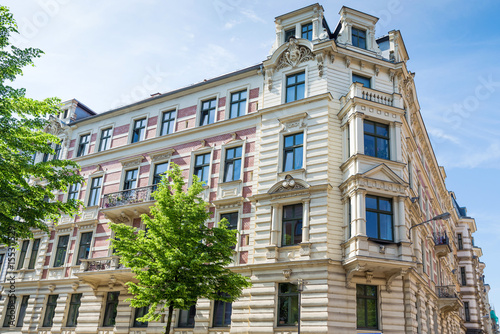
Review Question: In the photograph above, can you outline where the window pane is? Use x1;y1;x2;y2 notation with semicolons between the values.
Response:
17;296;29;327
379;214;393;241
366;211;378;238
297;72;305;83
284;151;294;172
379;198;392;212
284;135;294;148
294;147;303;169
376;124;389;137
295;133;303;145
364;135;375;157
357;299;366;328
364;121;375;134
286;87;295;103
366;299;377;327
233;159;241;181
376;138;389;159
366;196;377;210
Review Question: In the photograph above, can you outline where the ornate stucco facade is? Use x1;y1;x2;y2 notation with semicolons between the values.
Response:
0;4;496;334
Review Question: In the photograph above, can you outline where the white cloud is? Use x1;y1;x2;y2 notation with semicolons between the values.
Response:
427;127;460;144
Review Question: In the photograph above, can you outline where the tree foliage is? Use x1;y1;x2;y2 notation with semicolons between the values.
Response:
110;164;251;333
0;6;83;245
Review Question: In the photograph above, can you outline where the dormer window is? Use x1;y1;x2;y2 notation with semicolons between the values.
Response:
301;23;313;40
352;27;366;49
284;28;296;42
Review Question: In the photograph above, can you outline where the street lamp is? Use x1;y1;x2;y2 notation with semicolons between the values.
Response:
296;278;304;334
408;212;451;241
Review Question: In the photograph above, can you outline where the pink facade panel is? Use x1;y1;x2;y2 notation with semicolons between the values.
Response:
148;116;158;126
177;105;197;118
249;87;259;99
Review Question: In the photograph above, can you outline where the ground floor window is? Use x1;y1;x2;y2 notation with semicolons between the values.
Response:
277;283;299;326
357;284;378;329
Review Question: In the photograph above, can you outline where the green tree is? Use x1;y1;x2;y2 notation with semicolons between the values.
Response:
110;164;251;334
0;6;83;245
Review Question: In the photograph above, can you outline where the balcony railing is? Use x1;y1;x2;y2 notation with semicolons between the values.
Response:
436;285;458;298
434;231;449;246
340;82;403;109
80;256;123;272
101;185;155;209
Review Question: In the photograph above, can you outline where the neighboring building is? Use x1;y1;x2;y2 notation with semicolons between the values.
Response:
0;4;495;334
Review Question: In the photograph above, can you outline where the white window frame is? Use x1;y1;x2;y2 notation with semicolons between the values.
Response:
75;131;92;157
219;139;246;184
129;114;149;144
216;205;243;251
96;123;115;152
156;105;179;137
72;229;95;266
189;147;214;188
225;85;250;120
85;172;105;208
51;234;71;268
281;66;308;104
196;94;220;127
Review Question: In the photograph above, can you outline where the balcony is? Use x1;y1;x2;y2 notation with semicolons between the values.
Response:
75;256;133;289
434;231;452;257
101;185;156;223
436;285;462;313
340;82;403;109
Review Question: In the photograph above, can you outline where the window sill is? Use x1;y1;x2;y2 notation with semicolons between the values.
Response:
367;237;396;245
279;244;301;249
219;179;242;185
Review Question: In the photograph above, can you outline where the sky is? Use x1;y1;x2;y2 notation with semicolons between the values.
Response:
5;0;500;311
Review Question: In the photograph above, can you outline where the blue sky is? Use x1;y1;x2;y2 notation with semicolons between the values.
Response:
6;0;500;310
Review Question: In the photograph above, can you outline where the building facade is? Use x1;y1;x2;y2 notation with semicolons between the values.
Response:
0;4;496;334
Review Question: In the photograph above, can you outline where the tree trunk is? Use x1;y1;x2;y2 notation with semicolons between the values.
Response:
164;304;174;334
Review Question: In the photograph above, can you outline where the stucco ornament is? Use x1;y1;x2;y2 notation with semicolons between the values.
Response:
276;38;315;70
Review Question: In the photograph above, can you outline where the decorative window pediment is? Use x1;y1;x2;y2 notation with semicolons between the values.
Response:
268;175;309;194
340;163;407;197
120;156;143;168
361;163;406;185
276;38;315;70
150;148;174;162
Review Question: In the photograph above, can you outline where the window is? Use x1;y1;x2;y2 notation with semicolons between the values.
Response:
98;127;112;152
133;306;149;328
223;146;242;182
132;118;146;143
2;296;16;327
352;73;371;88
285;72;305;103
160;110;176;136
282;204;303;246
42;152;50;162
178;306;196;328
457;233;463;250
16;296;29;327
357;284;377;329
123;169;138;190
66;294;82;327
301;23;312;40
17;240;29;270
277;283;299;326
200;98;217;126
42;295;58;327
194;153;211;185
366;195;393;241
28;239;40;269
460;267;467;286
220;212;238;230
76;134;90;157
76;232;93;265
352;27;366;49
88;176;102;207
103;292;120;327
213;293;232;327
464;301;470;322
283;133;303;172
153;162;169;186
53;143;61;161
364;120;389;159
229;90;247;119
68;183;80;201
284;28;296;42
53;235;69;267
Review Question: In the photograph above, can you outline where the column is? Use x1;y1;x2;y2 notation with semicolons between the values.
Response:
312;17;319;40
354;189;366;237
302;199;310;242
398;196;409;243
353;113;364;155
270;204;279;245
78;291;105;334
392;121;403;162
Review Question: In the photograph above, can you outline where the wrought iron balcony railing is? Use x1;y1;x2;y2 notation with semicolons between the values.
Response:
434;231;449;246
101;185;155;209
436;285;458;298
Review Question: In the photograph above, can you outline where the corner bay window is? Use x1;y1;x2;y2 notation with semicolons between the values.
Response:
224;146;242;182
178;305;196;328
103;292;120;327
200;98;216;126
352;27;366;49
282;204;303;246
283;133;303;172
366;195;393;241
278;283;299;326
364;120;389;159
194;153;211;185
286;72;305;103
132;118;146;143
229;90;247;119
357;284;378;329
42;295;58;327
